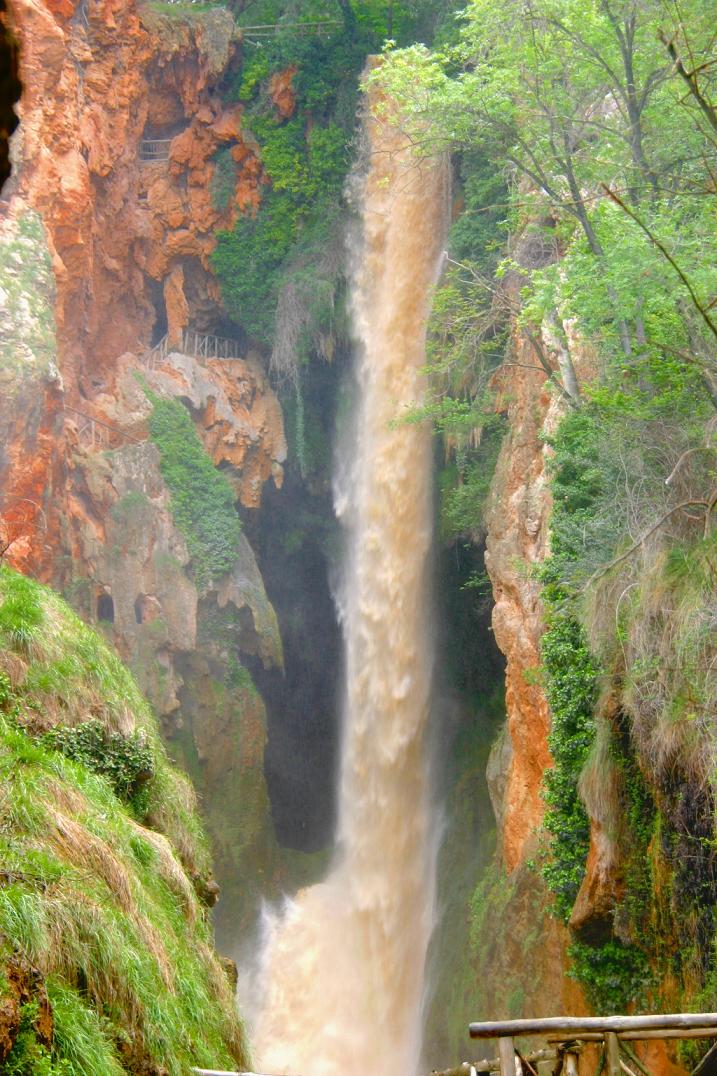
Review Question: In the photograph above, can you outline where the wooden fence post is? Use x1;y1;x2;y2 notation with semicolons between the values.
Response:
498;1037;515;1076
605;1032;621;1076
563;1052;579;1076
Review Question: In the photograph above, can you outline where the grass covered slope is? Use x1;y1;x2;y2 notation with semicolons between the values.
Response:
0;565;249;1074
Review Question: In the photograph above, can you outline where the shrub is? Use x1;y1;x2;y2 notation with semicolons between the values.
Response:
42;720;155;812
568;939;652;1014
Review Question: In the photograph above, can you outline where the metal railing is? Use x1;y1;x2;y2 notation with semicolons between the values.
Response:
64;405;143;451
139;138;173;162
144;330;243;370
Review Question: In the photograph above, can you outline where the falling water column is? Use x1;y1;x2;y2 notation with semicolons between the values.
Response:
253;93;449;1076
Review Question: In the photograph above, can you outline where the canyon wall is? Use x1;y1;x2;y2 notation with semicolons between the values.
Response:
0;0;295;947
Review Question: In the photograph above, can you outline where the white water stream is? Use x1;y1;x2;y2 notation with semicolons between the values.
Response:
253;93;449;1076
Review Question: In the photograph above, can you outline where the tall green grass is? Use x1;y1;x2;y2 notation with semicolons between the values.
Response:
0;565;249;1073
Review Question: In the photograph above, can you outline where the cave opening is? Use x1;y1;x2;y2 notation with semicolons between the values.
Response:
97;592;114;623
146;276;168;346
247;467;342;853
243;356;345;855
142;120;185;142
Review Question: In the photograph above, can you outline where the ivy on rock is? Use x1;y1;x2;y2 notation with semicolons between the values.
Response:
147;395;242;591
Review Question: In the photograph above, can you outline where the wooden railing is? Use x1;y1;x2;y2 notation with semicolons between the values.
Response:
239;19;340;40
443;1012;717;1076
190;1014;717;1076
64;405;143;451
144;330;243;369
139;138;173;163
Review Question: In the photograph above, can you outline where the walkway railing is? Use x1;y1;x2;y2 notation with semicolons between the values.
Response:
144;330;243;370
239;19;340;40
450;1012;717;1076
64;405;143;451
140;138;173;162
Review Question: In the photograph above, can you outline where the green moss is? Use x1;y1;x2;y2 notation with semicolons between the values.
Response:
438;416;507;543
423;687;505;1066
110;491;152;528
147;395;242;591
210;145;238;212
139;3;235;75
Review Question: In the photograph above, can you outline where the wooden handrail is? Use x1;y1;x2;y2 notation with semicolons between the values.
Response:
469;1013;717;1039
468;1012;717;1076
63;404;143;448
547;1027;717;1042
432;1048;560;1075
145;330;243;367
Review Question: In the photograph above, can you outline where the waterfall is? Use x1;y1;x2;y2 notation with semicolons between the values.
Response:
253;88;449;1076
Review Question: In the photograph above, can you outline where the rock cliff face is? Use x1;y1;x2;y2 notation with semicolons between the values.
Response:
8;0;261;396
2;0;276;563
1;0;290;946
484;344;555;875
480;257;592;1017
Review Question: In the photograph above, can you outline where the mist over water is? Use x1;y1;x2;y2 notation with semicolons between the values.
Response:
252;93;449;1076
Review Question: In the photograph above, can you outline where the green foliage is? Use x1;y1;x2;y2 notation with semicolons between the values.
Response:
372;0;717;405
211;145;239;212
568;940;652;1014
147;396;242;590
540;616;598;919
4;999;71;1076
438;417;506;543
42;720;155;813
213;0;457;363
212;21;366;355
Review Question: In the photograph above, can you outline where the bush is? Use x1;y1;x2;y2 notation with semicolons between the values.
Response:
42;720;155;813
568;939;652;1014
